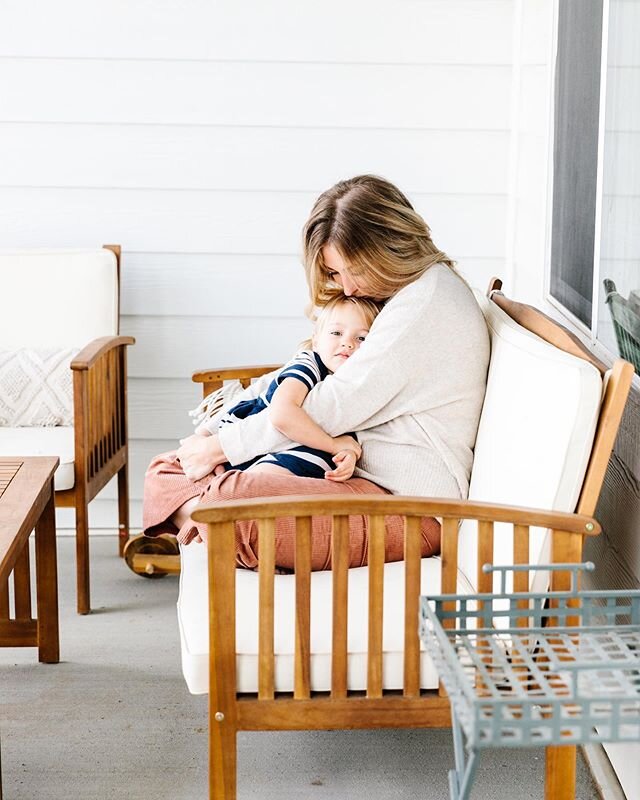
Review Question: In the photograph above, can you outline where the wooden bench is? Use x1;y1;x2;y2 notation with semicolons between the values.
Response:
177;281;633;799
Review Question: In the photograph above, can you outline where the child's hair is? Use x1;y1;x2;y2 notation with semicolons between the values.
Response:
300;293;383;350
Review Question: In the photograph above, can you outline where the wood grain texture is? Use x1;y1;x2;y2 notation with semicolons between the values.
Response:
331;515;349;699
193;496;600;534
294;516;312;700
366;514;385;699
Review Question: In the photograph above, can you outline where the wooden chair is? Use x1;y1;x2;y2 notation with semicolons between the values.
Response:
177;280;633;799
0;246;134;614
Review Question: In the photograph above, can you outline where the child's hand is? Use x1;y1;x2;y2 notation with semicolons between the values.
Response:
325;449;357;482
331;435;361;458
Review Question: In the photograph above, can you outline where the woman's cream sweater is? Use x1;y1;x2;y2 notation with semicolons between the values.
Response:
218;264;490;499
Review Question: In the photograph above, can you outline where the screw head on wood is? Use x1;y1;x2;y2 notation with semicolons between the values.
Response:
585;522;595;532
214;712;224;722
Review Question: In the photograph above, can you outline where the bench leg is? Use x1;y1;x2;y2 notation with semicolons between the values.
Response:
545;744;576;800
35;483;59;663
117;462;130;557
75;488;90;615
210;723;237;799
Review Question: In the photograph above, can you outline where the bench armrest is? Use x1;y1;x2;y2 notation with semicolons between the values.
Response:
192;364;283;396
71;335;134;494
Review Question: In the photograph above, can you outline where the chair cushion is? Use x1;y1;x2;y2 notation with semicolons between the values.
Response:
0;249;118;349
0;426;75;490
178;541;474;695
0;348;77;426
458;293;603;593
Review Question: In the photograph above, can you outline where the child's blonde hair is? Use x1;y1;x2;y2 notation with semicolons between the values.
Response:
300;293;382;350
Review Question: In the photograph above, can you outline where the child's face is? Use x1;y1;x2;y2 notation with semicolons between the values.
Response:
312;303;371;373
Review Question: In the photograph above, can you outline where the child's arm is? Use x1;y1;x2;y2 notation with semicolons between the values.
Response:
268;378;360;457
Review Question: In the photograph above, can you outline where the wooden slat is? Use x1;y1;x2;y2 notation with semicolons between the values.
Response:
258;517;275;701
13;544;32;621
331;515;349;699
513;524;530;629
440;518;459;598
0;619;38;646
439;517;459;699
367;514;385;699
294;516;312;700
236;694;452;731
477;520;494;595
403;516;422;698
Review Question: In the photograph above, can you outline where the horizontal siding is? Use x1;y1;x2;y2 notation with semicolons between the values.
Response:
0;124;510;195
0;60;511;129
0;1;514;64
0;189;507;257
601;196;640;259
122;315;310;378
120;253;504;317
0;0;522;530
603;132;640;196
121;254;307;317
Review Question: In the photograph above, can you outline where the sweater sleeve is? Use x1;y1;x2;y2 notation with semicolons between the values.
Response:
219;279;433;466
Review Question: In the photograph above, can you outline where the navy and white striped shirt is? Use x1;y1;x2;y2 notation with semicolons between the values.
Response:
219;350;341;478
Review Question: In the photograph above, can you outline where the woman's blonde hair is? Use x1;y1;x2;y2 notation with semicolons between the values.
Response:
300;293;383;350
303;174;456;306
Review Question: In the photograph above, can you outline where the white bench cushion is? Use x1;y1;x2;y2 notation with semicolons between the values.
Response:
0;426;75;490
458;293;603;592
178;542;474;695
0;248;118;349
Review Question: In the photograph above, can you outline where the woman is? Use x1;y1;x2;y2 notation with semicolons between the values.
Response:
143;175;490;570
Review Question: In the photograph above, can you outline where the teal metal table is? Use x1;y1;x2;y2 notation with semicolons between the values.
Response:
420;563;640;800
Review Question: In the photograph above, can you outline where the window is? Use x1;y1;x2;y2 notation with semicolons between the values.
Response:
550;0;640;374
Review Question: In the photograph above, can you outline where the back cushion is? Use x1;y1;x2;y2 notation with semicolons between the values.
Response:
458;293;603;592
0;249;119;348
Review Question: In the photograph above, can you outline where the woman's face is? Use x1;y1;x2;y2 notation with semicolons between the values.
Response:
322;244;377;298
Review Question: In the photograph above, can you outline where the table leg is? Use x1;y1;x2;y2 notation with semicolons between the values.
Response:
35;481;59;663
545;744;576;800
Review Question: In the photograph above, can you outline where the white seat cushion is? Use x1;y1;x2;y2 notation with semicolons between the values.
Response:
459;293;603;593
178;541;474;695
0;426;75;490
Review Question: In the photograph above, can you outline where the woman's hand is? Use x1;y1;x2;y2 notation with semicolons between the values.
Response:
325;449;358;482
176;433;226;481
331;434;361;458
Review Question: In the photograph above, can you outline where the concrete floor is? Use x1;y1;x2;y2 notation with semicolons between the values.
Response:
0;537;601;799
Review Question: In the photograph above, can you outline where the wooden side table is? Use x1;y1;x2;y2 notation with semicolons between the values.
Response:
0;456;60;663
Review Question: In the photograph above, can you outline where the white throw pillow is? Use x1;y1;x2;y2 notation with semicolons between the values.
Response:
0;348;78;427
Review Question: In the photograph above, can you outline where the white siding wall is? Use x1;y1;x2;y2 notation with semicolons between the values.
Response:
0;0;553;529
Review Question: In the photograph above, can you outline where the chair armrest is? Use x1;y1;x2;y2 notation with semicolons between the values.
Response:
192;364;283;397
71;335;134;491
192;364;282;384
71;335;135;370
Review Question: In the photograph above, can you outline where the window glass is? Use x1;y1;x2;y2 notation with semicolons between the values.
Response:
597;0;640;373
550;0;603;326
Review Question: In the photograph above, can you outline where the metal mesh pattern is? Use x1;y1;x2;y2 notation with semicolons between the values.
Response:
420;566;640;750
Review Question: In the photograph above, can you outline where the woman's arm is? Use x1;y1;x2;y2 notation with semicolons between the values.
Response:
218;272;440;466
269;378;361;456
